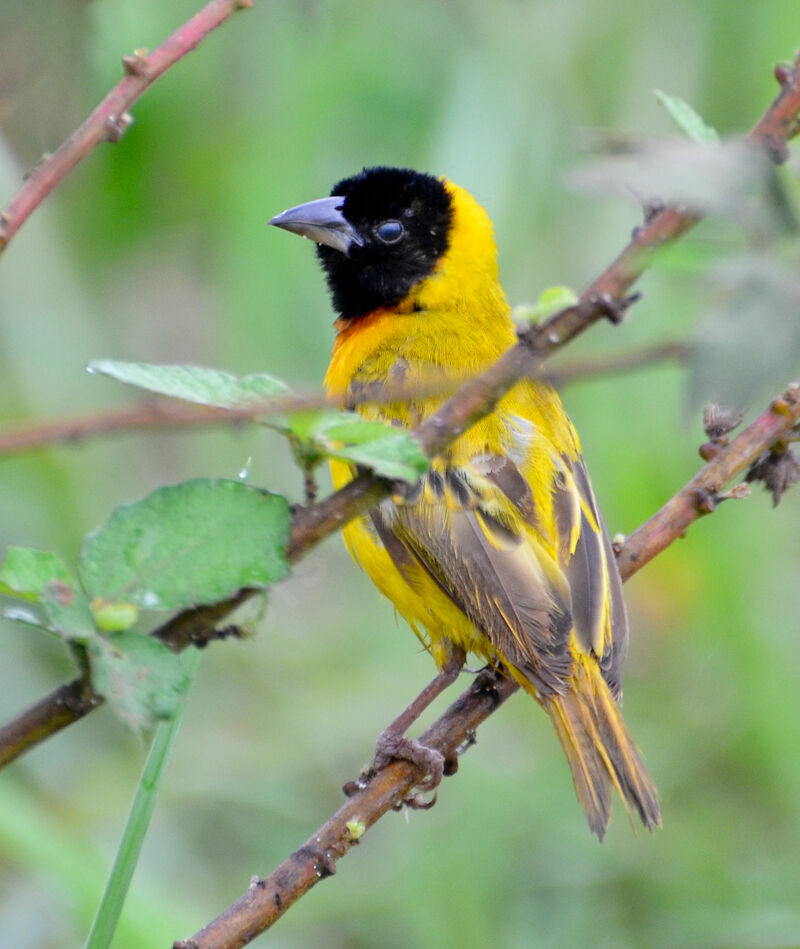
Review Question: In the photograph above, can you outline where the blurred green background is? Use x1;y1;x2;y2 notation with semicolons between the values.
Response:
2;1;800;947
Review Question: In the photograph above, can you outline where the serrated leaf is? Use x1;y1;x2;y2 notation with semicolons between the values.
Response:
78;479;290;611
87;361;290;410
88;631;190;734
0;547;72;601
654;90;719;144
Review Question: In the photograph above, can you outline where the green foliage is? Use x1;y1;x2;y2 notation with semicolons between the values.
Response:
87;632;189;734
92;360;429;483
512;285;579;326
88;360;290;408
276;409;429;483
79;478;290;611
1;479;291;732
654;89;720;143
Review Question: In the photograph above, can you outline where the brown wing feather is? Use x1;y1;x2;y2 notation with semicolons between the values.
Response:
551;455;628;698
381;467;574;695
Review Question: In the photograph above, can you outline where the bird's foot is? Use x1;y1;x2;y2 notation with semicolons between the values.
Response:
373;729;445;809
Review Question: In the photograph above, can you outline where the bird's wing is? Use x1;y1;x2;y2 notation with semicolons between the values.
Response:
374;459;573;695
546;451;627;697
374;442;627;698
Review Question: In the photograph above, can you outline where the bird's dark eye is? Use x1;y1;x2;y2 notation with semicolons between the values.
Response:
374;220;404;244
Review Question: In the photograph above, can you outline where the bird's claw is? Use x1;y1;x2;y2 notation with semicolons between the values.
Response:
373;731;445;805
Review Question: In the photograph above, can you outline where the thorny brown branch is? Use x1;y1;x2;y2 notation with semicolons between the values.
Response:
0;342;688;460
0;0;252;252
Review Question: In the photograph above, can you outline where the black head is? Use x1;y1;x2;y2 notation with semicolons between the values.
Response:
270;167;452;319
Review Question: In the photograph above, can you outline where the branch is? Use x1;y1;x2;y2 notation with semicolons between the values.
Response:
0;341;688;460
2;47;800;770
0;400;258;458
173;379;800;949
543;340;689;386
617;383;800;579
0;0;252;252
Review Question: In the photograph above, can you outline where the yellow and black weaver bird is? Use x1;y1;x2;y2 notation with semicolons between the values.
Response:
270;167;659;839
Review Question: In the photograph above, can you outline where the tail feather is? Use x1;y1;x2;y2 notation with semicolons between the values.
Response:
547;658;660;841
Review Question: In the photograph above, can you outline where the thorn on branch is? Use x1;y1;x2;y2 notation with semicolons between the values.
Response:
589;291;642;325
642;198;666;223
295;845;336;879
774;62;794;88
122;48;150;77
762;134;791;165
104;112;134;144
694;488;719;514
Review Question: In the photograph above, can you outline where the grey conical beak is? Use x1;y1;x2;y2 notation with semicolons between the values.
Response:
269;196;363;255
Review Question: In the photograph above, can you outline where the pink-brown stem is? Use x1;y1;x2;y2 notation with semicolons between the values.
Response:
0;0;252;251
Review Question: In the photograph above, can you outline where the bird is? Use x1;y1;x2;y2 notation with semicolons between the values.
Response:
270;166;660;839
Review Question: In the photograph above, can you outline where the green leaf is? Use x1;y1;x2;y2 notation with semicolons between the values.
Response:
78;479;290;611
0;547;96;640
0;546;72;600
270;408;428;482
654;90;719;144
87;361;289;409
513;285;579;325
88;632;190;733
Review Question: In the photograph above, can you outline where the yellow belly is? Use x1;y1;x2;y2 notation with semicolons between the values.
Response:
330;458;486;668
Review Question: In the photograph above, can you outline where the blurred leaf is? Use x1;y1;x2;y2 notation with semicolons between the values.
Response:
78;479;290;612
0;546;72;600
512;285;579;325
87;631;189;734
271;409;428;482
688;249;800;409
40;580;96;641
570;139;771;223
0;547;95;640
654;90;719;144
87;361;290;409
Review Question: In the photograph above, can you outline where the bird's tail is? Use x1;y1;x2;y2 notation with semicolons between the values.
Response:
546;657;660;841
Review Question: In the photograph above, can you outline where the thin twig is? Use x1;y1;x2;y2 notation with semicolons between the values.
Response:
544;340;689;386
0;0;252;252
0;341;688;460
